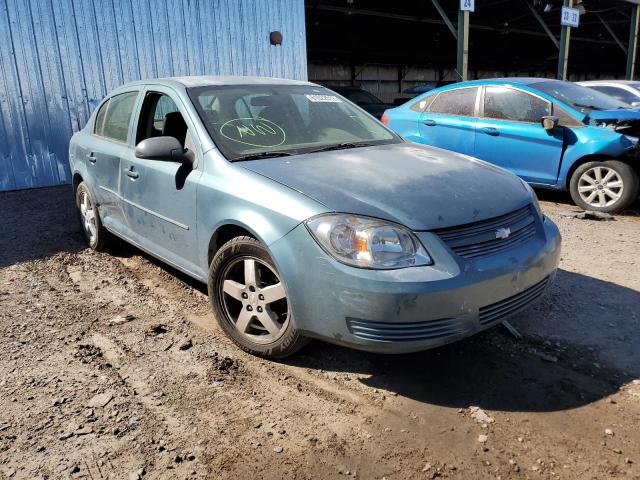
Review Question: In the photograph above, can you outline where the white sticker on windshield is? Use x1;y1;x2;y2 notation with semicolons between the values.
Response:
305;94;341;103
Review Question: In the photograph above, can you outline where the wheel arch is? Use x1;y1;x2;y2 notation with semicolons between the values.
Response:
72;172;84;193
564;154;619;189
207;222;258;267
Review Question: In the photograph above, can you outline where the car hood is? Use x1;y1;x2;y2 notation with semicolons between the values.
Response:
239;143;532;230
588;108;640;122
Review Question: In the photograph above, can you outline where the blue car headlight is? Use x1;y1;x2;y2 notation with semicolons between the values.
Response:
305;214;433;269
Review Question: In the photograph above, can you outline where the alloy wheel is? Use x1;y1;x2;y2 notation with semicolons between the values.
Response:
577;166;624;208
79;190;97;244
219;257;289;344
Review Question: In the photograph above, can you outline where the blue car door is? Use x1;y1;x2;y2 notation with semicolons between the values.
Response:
418;87;479;156
474;86;563;184
120;88;202;274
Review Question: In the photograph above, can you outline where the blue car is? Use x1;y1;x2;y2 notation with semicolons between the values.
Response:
69;76;560;358
383;78;640;213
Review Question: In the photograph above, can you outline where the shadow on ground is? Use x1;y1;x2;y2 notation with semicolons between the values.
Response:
534;188;640;216
0;186;84;268
286;268;639;413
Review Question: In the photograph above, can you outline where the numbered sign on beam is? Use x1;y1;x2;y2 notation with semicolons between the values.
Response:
460;0;474;12
561;6;580;28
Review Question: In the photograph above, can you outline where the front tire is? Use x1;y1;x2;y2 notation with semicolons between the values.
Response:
569;160;639;213
208;236;309;359
75;181;111;250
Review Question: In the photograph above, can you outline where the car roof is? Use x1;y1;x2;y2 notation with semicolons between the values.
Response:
450;77;557;88
577;79;639;85
119;75;315;89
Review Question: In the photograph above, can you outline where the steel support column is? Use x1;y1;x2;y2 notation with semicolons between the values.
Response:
457;9;469;81
627;4;640;80
557;0;572;80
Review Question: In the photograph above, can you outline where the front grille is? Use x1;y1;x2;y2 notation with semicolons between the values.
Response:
346;317;467;342
479;276;549;326
434;205;537;259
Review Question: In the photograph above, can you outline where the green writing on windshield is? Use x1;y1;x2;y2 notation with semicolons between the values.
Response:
219;117;286;147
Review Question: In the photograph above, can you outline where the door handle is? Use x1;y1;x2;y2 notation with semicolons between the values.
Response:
423;118;437;126
125;167;139;179
480;127;500;136
86;153;97;164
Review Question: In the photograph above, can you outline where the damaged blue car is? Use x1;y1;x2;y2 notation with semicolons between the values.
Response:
383;78;640;213
69;76;561;358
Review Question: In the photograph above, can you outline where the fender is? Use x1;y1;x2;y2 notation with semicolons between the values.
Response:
195;152;329;275
556;125;637;187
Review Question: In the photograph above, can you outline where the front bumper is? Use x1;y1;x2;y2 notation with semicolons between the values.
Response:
270;216;561;353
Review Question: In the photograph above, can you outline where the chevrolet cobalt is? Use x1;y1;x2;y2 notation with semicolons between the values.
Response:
69;76;561;358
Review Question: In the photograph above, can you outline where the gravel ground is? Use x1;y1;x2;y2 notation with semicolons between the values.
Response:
1;186;639;480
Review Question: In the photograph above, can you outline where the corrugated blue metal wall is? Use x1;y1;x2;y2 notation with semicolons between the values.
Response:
0;0;307;191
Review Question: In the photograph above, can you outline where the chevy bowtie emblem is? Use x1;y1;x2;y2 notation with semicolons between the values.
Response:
495;227;511;239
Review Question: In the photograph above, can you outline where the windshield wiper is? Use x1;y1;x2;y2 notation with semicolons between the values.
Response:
308;142;376;153
573;102;602;111
232;151;296;162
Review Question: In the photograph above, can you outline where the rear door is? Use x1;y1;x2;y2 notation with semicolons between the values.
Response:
120;87;202;272
89;91;140;232
475;85;563;184
418;87;479;155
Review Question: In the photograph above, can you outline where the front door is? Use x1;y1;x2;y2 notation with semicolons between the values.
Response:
418;86;479;156
474;86;563;184
120;88;202;273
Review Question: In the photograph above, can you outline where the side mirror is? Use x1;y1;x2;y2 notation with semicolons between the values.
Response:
135;136;191;163
541;115;559;131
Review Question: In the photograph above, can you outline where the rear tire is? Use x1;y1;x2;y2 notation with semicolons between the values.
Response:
208;236;309;359
569;160;639;213
75;181;111;251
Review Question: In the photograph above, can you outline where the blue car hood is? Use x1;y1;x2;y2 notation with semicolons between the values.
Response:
588;108;640;122
239;143;531;230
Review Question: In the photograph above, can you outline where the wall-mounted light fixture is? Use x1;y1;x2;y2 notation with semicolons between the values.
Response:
270;31;283;46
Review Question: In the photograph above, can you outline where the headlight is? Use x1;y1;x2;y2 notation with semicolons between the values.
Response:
305;214;433;269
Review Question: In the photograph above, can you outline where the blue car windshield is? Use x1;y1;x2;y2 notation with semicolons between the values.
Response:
187;84;399;161
531;80;630;114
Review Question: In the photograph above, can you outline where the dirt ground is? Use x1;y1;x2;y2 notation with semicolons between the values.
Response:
1;186;639;480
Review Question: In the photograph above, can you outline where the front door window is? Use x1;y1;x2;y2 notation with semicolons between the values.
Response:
483;87;550;123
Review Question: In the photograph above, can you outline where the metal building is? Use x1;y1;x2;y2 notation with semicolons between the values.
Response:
0;0;307;192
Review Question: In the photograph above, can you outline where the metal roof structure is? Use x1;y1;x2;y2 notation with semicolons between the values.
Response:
306;0;640;78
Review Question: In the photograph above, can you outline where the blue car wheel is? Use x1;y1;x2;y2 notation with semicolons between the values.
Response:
569;160;639;213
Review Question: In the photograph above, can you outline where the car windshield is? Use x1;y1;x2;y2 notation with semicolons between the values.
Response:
531;80;630;114
187;84;399;161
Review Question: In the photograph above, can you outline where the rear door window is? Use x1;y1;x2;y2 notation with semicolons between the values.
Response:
428;87;479;116
93;100;110;136
483;86;550;123
97;91;139;143
410;95;436;112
